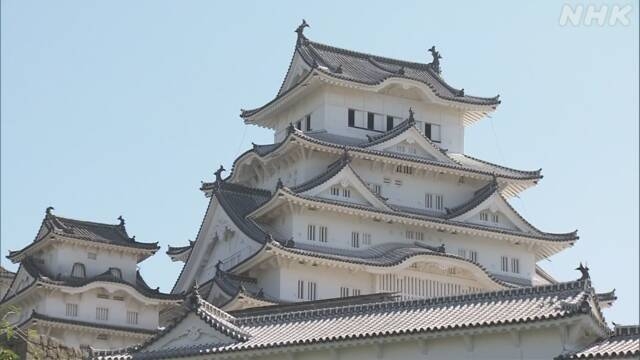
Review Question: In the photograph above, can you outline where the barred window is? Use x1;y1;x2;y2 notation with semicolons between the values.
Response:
127;311;139;325
469;250;478;262
109;267;122;279
352;289;361;296
96;307;109;321
480;211;489;221
501;256;509;272
435;195;444;210
342;188;351;198
319;226;328;242
351;232;360;248
331;187;340;196
307;282;317;301
362;233;372;245
511;258;520;274
425;194;433;209
492;213;499;223
65;303;78;317
307;225;316;241
340;287;349;298
297;280;304;299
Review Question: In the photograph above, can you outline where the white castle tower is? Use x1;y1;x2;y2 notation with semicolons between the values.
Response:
2;208;181;349
167;21;611;312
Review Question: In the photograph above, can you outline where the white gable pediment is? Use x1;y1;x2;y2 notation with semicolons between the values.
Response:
279;53;312;95
368;126;452;163
142;312;235;353
451;192;536;234
301;165;391;211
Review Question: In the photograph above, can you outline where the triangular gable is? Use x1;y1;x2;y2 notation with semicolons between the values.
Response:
278;52;313;96
299;164;392;211
450;191;540;234
363;123;453;164
136;292;249;354
1;264;36;301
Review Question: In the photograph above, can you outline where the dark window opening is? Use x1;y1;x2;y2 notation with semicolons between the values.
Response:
367;112;375;130
305;115;311;131
348;109;355;127
386;116;394;131
425;123;432;139
296;121;302;130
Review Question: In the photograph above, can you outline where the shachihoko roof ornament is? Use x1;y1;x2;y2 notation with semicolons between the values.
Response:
428;45;442;75
576;262;590;280
214;165;226;184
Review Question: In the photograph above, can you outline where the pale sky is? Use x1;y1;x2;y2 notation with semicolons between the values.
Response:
1;0;638;324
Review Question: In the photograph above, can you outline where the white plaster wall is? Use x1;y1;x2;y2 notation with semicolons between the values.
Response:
277;262;373;302
352;157;487;210
273;90;326;142
322;87;465;152
37;287;159;329
44;244;138;283
196;204;262;284
254;150;336;191
278;210;534;281
44;326;144;350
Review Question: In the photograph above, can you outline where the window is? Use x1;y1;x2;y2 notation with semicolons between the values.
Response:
362;233;372;245
305;114;311;131
480;212;489;221
501;256;509;272
71;263;86;278
297;280;304;299
307;282;317;300
307;225;316;241
511;258;520;274
425;123;441;142
127;311;139;325
415;232;424;241
352;289;361;296
383;177;391;184
491;213;499;223
65;303;78;317
96;334;109;341
457;249;467;259
435;195;444;210
396;145;406;153
469;250;478;262
319;226;328;243
97;293;110;299
109;267;122;279
387;116;394;131
348;109;355;127
351;232;360;248
367;112;375;130
113;296;125;301
369;183;381;195
340;287;349;298
331;186;340;196
87;252;97;260
425;194;433;209
342;188;351;198
96;307;109;321
394;179;403;186
396;165;413;175
295;120;302;130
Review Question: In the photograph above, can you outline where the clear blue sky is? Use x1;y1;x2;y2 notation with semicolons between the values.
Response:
2;1;638;324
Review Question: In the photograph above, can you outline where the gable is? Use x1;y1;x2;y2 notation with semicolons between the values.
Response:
2;265;35;301
300;165;391;211
366;126;452;163
141;312;236;353
451;192;537;234
278;52;312;96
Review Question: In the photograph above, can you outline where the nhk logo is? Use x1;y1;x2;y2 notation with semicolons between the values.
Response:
559;4;632;26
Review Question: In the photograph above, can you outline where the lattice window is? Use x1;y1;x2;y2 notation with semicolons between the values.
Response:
127;311;139;325
71;263;86;278
306;282;317;301
351;232;360;248
501;256;509;272
319;226;328;242
307;225;316;241
96;307;109;321
297;280;304;299
65;303;78;317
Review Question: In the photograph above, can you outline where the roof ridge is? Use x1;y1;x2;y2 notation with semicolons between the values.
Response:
235;280;591;325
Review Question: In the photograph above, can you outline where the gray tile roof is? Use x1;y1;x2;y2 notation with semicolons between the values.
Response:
8;211;159;261
241;32;500;118
278;187;578;242
267;240;515;288
166;241;194;256
557;325;639;359
93;280;608;359
213;270;281;306
230;128;542;184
